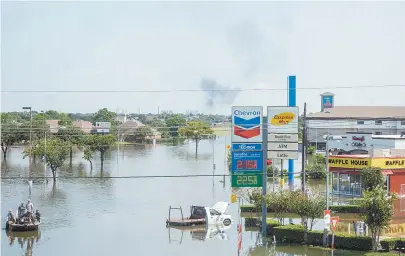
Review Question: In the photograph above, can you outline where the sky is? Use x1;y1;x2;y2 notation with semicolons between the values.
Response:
1;1;405;115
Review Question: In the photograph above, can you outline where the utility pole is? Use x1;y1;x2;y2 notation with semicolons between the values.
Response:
323;133;330;247
301;103;307;193
261;117;268;238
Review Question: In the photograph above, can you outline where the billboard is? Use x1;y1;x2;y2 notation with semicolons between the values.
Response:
267;106;299;134
232;106;263;143
321;95;334;111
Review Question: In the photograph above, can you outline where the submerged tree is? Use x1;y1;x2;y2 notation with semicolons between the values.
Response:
83;134;116;169
1;114;26;159
82;148;94;170
179;120;214;155
57;126;84;165
23;138;70;182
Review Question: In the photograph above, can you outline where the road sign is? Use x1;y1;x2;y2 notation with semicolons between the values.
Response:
331;216;339;231
232;106;263;143
232;143;262;151
268;134;298;142
267;151;299;160
268;142;298;151
267;107;299;134
324;210;331;231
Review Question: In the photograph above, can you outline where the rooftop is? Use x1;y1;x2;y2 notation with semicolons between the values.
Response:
307;106;405;119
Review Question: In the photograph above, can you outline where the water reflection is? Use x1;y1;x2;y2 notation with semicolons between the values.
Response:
168;223;232;244
5;231;41;256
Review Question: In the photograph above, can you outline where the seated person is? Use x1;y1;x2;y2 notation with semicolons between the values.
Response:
7;209;16;224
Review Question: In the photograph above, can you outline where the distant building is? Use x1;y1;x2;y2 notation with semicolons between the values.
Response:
116;113;127;124
307;96;405;150
45;120;60;133
73;120;93;134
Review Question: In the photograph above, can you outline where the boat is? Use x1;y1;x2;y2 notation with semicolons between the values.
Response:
5;220;40;232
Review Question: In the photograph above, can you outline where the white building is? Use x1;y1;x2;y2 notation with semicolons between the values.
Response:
326;132;405;155
307;105;405;150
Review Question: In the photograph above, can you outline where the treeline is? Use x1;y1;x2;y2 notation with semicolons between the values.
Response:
1;108;215;182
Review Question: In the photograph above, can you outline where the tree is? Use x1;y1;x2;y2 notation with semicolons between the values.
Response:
291;191;325;243
44;110;60;119
360;166;396;251
150;119;169;138
266;191;293;225
58;113;73;126
84;134;116;169
124;126;154;143
361;167;384;191
23;138;70;182
247;188;263;218
91;108;117;125
361;188;396;251
165;115;186;137
1;115;25;159
179;120;214;154
83;148;94;170
305;153;326;179
57;126;84;165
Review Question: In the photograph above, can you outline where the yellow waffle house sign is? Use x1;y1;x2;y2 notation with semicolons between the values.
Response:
328;157;405;169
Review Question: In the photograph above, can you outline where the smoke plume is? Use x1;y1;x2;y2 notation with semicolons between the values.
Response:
200;78;239;108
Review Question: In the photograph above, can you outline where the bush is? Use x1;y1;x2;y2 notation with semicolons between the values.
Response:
240;204;364;214
380;238;405;251
330;205;364;213
307;146;316;154
272;225;373;251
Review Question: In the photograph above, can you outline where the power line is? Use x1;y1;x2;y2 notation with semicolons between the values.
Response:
0;171;324;180
2;84;405;93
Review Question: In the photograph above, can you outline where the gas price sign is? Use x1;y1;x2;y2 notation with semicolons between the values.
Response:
231;151;263;188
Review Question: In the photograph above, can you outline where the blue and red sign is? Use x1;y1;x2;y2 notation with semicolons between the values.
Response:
234;116;261;139
231;107;263;143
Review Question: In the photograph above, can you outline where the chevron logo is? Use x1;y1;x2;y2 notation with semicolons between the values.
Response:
233;116;261;139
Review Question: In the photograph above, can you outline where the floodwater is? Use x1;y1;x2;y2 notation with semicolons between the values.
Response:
0;136;390;255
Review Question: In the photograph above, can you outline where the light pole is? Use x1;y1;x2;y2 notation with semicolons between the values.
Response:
41;111;48;183
22;106;32;158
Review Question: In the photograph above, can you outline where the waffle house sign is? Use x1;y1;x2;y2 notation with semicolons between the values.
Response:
329;156;405;169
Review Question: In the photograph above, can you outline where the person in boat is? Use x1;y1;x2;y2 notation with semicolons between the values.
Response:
18;203;26;223
7;209;16;224
35;210;41;222
26;199;34;223
18;203;26;217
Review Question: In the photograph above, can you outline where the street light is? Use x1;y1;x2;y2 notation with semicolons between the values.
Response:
22;106;32;158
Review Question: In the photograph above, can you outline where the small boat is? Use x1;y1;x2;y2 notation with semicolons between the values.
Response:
5;220;40;232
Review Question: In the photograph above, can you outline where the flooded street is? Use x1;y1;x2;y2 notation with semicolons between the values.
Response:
0;136;391;255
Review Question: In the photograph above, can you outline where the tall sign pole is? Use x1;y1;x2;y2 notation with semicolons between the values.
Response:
261;116;268;237
231;106;265;236
287;76;297;188
301;102;307;193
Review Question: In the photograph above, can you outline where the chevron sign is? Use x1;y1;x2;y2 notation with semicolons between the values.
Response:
232;107;263;143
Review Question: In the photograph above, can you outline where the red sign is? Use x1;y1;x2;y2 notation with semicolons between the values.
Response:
324;210;331;216
331;216;339;231
352;136;365;142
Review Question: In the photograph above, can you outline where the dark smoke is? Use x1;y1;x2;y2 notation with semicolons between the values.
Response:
200;78;240;108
